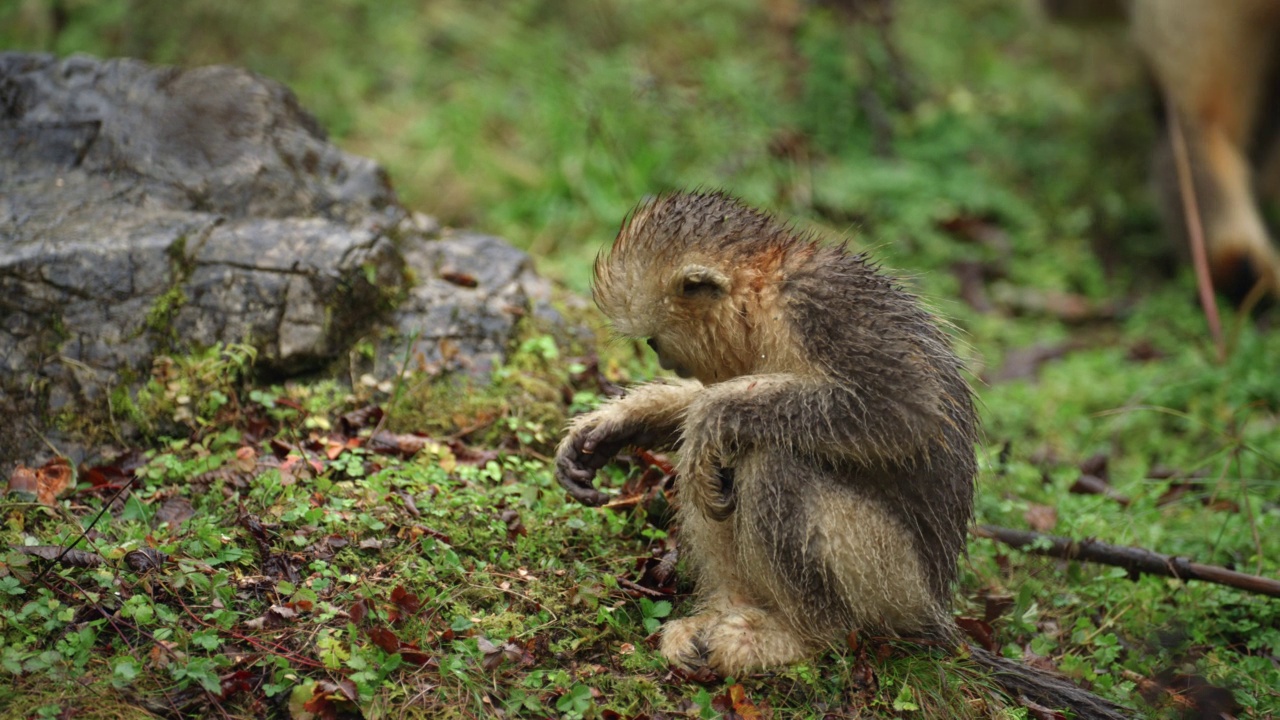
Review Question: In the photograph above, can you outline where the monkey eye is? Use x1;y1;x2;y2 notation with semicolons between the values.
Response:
646;338;659;353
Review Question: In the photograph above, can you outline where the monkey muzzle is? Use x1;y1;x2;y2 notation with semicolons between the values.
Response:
647;337;694;378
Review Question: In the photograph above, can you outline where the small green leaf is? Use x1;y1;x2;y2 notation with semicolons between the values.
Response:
892;682;918;712
112;657;139;687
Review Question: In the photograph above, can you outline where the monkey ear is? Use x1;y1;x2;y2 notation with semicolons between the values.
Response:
677;264;729;297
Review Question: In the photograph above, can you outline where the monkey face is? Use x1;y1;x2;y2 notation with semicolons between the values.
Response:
594;192;795;384
646;337;695;379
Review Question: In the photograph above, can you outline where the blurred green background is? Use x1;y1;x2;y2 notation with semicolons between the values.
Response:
1;0;1157;294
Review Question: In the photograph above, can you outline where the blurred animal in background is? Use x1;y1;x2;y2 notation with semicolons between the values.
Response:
1046;0;1280;306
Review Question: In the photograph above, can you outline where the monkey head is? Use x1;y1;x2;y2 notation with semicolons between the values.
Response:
593;192;805;384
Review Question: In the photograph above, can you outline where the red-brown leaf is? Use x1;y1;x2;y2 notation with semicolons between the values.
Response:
390;585;422;620
440;270;479;288
1023;504;1058;532
349;598;370;624
8;458;74;506
368;626;400;654
728;684;764;720
957;616;998;652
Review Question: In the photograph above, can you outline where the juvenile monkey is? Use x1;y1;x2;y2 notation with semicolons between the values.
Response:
555;190;977;673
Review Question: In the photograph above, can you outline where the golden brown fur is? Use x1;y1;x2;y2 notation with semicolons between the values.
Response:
1137;0;1280;301
555;191;977;674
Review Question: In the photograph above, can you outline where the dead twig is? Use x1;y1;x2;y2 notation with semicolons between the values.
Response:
616;576;670;599
1167;106;1226;363
972;524;1280;598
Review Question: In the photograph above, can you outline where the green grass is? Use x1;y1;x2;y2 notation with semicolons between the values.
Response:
2;0;1279;718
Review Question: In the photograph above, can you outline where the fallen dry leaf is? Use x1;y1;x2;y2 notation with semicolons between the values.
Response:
13;545;105;568
6;466;36;497
123;548;168;572
368;431;430;458
1078;453;1108;479
982;591;1015;622
338;405;384;433
728;684;764;720
389;585;422;622
951;260;996;313
1069;474;1131;506
156;497;195;528
440;270;479;288
994;286;1117;323
7;457;74;506
711;684;765;720
219;670;256;700
1023;504;1058;532
957;616;997;652
937;213;1012;253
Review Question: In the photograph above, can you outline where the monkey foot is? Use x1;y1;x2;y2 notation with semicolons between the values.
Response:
659;615;714;671
661;608;813;676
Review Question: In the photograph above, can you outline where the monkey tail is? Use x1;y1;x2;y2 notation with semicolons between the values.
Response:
966;645;1132;720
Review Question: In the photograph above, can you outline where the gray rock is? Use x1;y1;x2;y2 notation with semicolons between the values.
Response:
380;229;552;378
0;53;569;471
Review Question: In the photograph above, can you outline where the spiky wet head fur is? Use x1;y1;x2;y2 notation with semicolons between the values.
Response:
595;191;821;384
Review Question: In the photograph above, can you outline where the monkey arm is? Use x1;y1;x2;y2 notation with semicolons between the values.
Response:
680;372;952;520
691;372;948;459
554;380;702;506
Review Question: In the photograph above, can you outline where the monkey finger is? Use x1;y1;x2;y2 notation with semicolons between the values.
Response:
560;463;597;483
554;456;611;506
581;428;624;457
556;474;610;506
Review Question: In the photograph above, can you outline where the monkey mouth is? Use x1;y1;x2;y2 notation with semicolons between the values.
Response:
654;352;693;378
647;337;693;377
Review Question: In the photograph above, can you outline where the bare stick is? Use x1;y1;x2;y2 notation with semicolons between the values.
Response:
1167;106;1226;363
972;525;1280;598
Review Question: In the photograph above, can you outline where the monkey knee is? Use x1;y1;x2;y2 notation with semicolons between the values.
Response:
800;492;944;629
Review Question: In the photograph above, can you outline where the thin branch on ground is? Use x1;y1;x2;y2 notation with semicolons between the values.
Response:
1167;105;1225;363
972;524;1280;598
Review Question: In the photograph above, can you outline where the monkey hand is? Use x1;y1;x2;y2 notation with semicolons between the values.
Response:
554;415;635;506
678;424;737;522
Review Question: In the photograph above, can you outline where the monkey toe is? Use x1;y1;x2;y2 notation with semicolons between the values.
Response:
659;616;714;671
